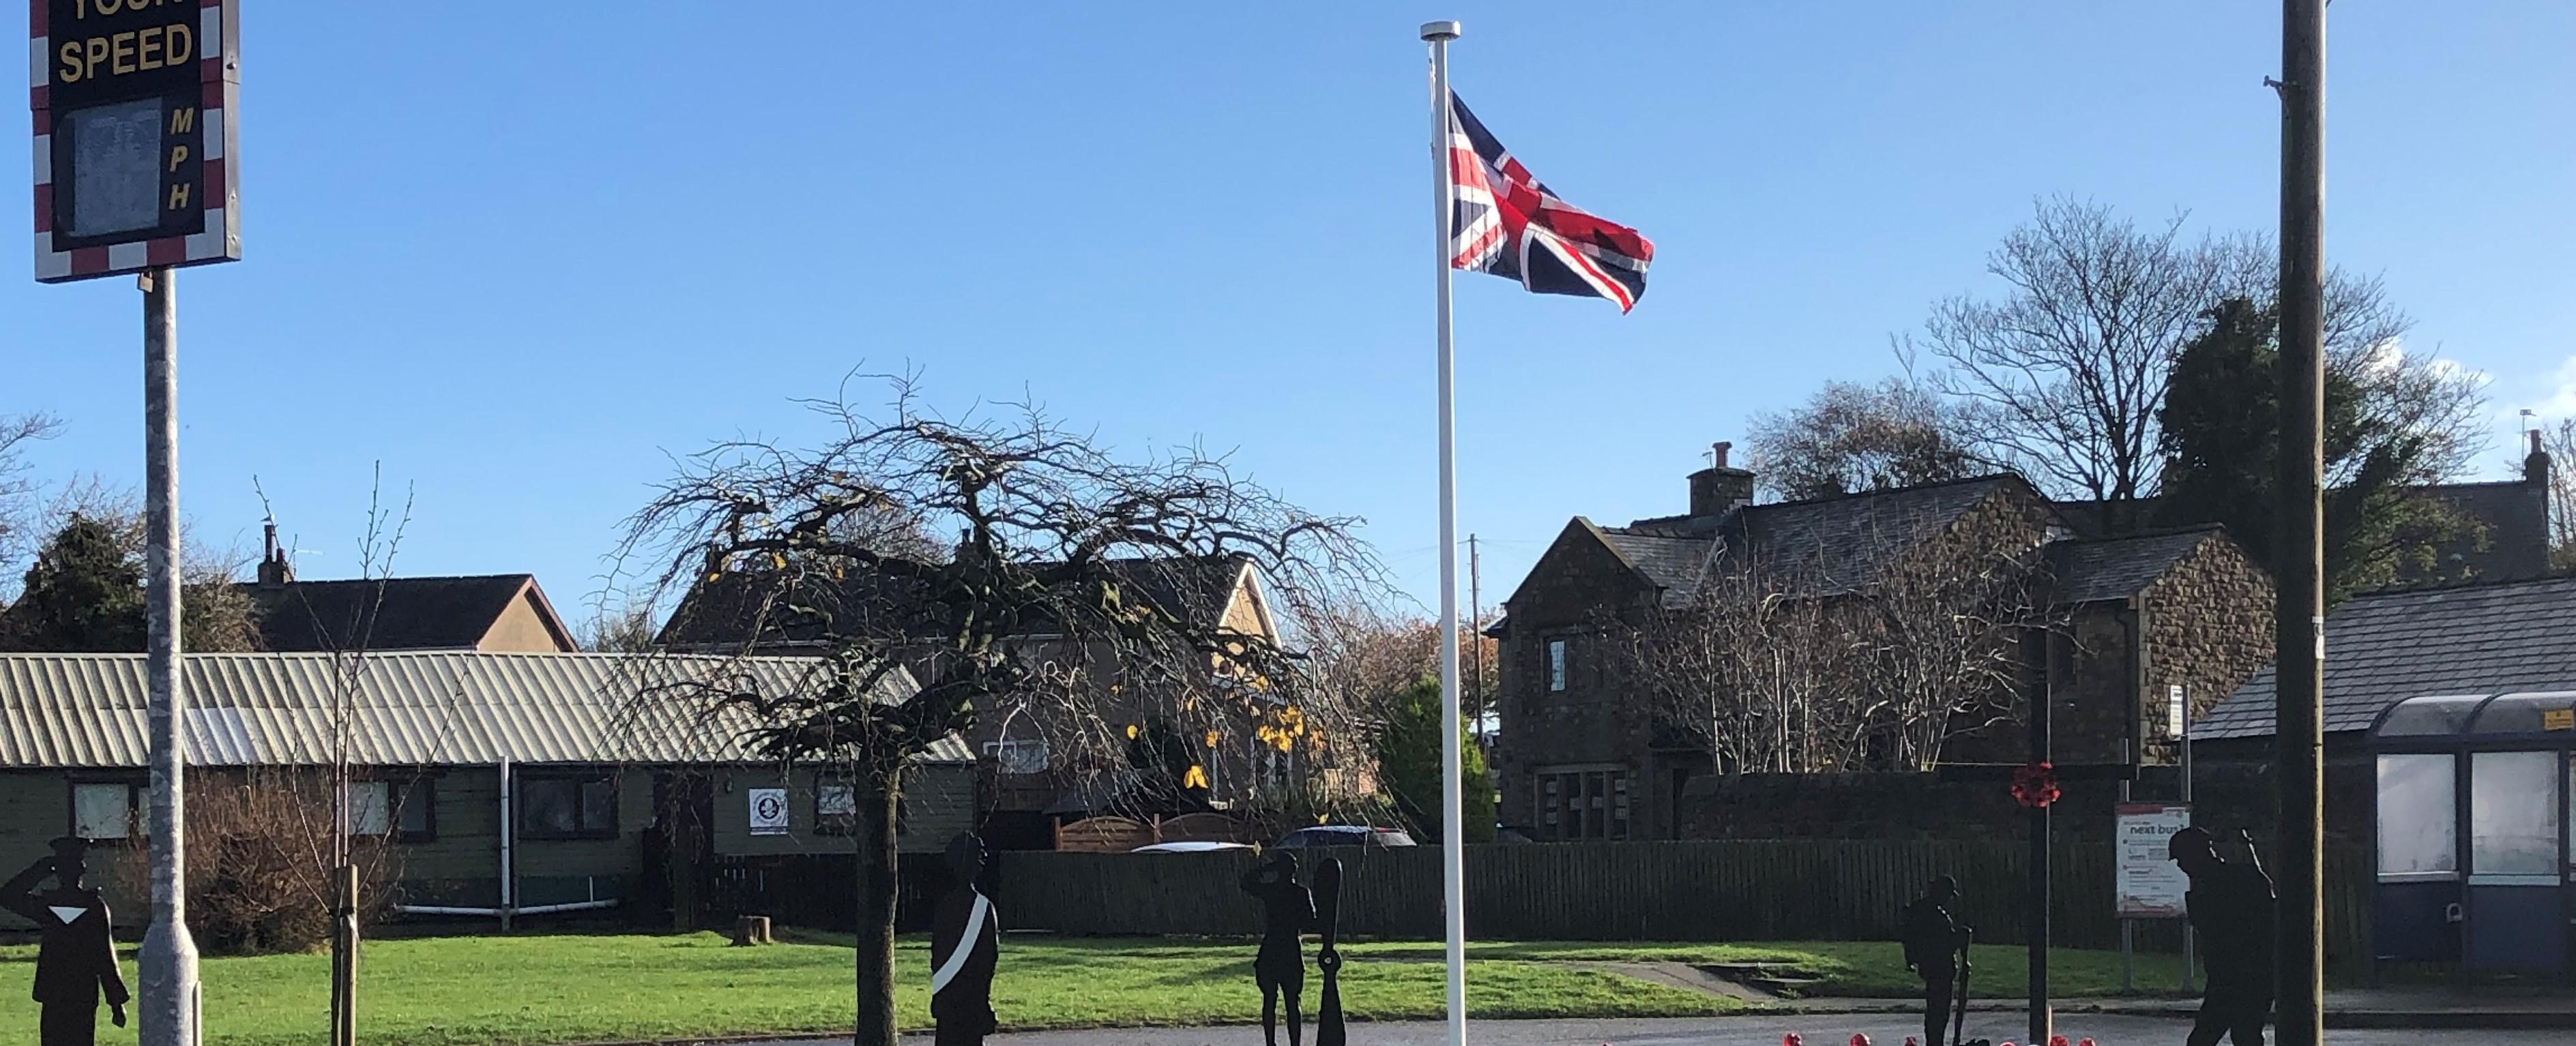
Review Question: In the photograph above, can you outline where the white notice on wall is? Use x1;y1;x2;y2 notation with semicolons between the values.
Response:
748;787;790;836
2116;803;2192;918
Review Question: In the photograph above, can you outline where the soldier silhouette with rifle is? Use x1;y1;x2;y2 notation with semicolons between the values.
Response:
1;838;128;1046
2171;826;2276;1046
1903;875;1980;1046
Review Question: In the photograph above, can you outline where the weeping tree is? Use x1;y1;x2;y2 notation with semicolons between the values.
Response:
613;376;1381;1046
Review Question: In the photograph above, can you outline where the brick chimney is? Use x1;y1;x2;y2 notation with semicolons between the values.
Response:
2526;428;2552;487
1687;441;1756;518
256;518;294;588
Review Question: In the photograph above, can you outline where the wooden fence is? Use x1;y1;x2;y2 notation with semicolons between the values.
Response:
999;839;2373;966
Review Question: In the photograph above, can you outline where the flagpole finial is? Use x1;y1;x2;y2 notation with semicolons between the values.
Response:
1420;20;1461;42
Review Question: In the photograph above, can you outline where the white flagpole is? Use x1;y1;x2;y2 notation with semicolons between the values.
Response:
1420;18;1468;1046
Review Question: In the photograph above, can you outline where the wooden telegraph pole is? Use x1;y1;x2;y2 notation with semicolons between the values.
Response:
2273;1;2328;1044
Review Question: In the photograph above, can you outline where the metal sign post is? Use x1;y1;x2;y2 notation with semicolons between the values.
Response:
32;5;242;1045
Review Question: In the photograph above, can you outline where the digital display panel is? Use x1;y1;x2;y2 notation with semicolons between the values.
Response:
63;98;163;237
33;0;239;281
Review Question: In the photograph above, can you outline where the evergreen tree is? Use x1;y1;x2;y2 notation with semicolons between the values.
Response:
2156;297;2472;599
1371;675;1496;843
1;513;145;651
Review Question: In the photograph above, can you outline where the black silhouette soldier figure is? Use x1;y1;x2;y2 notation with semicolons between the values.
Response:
928;833;999;1046
1901;874;1974;1046
1240;849;1315;1046
1;838;129;1046
2171;826;2277;1046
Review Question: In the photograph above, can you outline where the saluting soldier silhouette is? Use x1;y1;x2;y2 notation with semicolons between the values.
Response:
928;833;999;1046
1240;849;1315;1046
1;837;129;1046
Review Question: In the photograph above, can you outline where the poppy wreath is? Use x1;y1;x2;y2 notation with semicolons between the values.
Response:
2010;761;2062;808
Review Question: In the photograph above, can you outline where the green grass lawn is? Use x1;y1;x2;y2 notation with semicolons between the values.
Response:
0;933;2180;1046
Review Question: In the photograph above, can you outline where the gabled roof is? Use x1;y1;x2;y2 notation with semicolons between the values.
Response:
241;575;574;653
1596;475;2036;606
1594;529;1709;604
658;554;1263;651
0;651;968;768
2196;576;2576;740
2045;526;2227;605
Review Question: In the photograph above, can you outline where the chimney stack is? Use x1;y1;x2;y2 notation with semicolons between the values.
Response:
2528;428;2553;487
1687;441;1756;518
257;518;294;588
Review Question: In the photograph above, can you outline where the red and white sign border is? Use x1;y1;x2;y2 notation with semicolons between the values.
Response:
29;0;241;283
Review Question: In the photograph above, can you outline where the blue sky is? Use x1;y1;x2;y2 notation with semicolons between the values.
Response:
7;3;2572;628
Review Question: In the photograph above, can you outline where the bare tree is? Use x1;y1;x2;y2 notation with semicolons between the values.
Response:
581;596;662;653
0;412;63;580
1845;539;2047;770
612;375;1384;1046
1617;554;1843;774
1910;197;2430;519
1745;375;1975;501
1616;530;2046;775
2543;418;2576;574
257;468;456;1046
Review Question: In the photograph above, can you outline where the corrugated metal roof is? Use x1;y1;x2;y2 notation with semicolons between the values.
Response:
0;652;970;768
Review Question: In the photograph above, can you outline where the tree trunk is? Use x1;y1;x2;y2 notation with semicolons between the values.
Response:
853;776;901;1046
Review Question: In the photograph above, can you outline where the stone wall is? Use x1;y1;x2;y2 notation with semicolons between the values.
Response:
2142;539;2278;764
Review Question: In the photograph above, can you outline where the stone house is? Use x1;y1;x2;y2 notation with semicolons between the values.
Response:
1492;447;2277;842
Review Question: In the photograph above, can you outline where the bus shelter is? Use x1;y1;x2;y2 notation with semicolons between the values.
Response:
2372;691;2576;976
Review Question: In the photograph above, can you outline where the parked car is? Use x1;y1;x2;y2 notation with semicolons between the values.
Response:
1129;841;1254;854
1270;826;1417;850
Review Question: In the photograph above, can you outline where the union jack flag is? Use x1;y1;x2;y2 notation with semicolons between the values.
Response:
1446;91;1654;312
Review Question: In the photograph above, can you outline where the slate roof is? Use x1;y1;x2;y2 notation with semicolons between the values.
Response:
1595;530;1708;606
2414;480;2551;584
1600;475;2032;604
0;651;969;768
241;575;572;653
2195;576;2576;740
2045;527;2223;605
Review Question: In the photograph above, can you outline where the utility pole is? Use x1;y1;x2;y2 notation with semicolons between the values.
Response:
1467;534;1483;742
138;267;203;1046
2273;2;2328;1044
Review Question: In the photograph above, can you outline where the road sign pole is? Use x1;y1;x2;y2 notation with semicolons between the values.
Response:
137;265;202;1046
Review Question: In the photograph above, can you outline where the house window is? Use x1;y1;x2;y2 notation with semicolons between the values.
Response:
353;779;437;841
1547;639;1568;692
71;781;140;840
1534;768;1630;841
518;771;618;840
816;780;859;836
352;782;394;837
984;739;1049;775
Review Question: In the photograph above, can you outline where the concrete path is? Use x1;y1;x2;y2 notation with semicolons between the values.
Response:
860;1015;2576;1045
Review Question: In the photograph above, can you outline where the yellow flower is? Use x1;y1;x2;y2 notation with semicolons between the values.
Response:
1182;765;1209;790
1124;723;1140;740
770;553;787;569
1204;730;1220;749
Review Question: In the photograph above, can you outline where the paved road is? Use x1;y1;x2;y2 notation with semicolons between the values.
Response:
855;1015;2576;1045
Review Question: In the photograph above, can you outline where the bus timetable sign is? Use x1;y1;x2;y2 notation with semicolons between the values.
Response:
31;0;239;282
